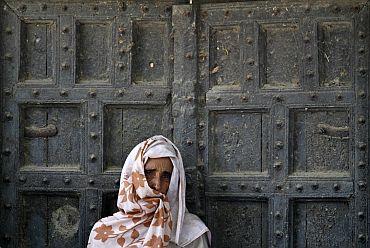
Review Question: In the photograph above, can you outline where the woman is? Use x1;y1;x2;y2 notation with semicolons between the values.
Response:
87;135;210;247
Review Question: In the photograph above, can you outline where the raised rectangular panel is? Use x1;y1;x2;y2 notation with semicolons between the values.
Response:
318;21;353;87
103;105;168;171
290;108;350;175
291;200;351;248
19;193;80;248
259;22;300;89
209;198;268;248
20;104;83;170
76;21;112;84
209;25;241;89
209;110;269;174
132;21;167;85
19;20;56;83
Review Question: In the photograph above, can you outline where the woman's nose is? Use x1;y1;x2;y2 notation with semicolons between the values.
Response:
152;174;161;190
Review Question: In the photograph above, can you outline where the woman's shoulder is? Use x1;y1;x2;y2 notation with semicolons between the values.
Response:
169;233;210;248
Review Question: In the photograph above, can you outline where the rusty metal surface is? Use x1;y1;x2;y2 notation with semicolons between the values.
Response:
0;0;369;247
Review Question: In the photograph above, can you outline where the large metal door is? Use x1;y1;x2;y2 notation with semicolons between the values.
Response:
0;1;369;248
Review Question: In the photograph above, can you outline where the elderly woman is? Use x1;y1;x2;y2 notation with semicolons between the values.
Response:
87;135;210;248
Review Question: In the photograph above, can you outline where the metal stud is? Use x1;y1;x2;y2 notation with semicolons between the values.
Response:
247;58;255;65
358;181;366;190
275;231;283;239
306;70;314;77
306;54;312;61
42;177;48;183
239;183;246;189
358;211;365;219
198;141;205;150
90;154;97;162
93;5;98;11
359;31;366;39
5;27;12;35
62;5;68;11
358;234;366;242
358;161;366;168
186;96;194;102
4;203;11;209
199;122;205;129
90;112;98;119
254;184;261;192
358;90;366;99
275;211;282;219
358;142;366;150
89;90;97;98
273;161;282;169
333;183;340;191
219;183;227;190
276;184;283;191
311;183;319;190
246;37;253;44
90;205;97;210
274;95;283;102
186;139;193;146
216;97;221;102
62;45;69;52
145;91;153;98
90;132;98;139
296;184;303;192
4;88;11;96
303;36;310;43
118;63;124;70
61;62;69;70
310;93;317;100
88;179;95;184
358;67;367;76
41;4;47;10
240;95;248;102
4;112;13;120
358;116;366;124
4;53;12;60
185;52;193;59
336;94;343;101
141;5;149;13
32;89;40;97
2;148;11;156
359;47;365;54
246;73;253;81
64;177;71;184
275;141;283;149
62;26;69;33
19;176;26;182
3;176;10;183
60;90;68;97
19;4;27;12
117;89;125;97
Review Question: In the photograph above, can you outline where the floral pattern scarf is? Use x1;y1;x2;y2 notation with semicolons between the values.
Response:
87;137;179;248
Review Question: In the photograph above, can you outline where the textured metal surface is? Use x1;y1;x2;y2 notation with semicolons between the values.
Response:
0;0;369;247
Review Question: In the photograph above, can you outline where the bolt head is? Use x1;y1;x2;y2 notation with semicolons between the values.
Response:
64;177;71;184
60;90;68;97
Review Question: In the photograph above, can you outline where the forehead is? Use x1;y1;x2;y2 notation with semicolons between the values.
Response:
145;157;173;171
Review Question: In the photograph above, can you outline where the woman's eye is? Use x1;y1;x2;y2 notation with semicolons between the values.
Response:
162;173;171;180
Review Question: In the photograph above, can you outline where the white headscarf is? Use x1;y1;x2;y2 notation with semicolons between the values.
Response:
87;135;210;247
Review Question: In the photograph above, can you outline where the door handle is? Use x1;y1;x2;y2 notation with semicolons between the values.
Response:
317;123;349;139
24;124;58;138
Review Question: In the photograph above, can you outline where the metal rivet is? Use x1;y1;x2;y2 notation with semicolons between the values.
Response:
118;1;126;11
358;234;366;242
4;203;11;209
240;95;248;102
186;96;194;102
276;120;283;128
358;116;366;124
117;89;125;97
89;90;97;98
199;122;205;129
246;73;253;81
276;184;283;191
273;161;282;169
246;37;253;44
5;27;12;34
310;93;317;100
254;184;261;192
42;177;48;183
296;184;303;191
275;231;283;239
62;5;68;11
336;94;343;101
19;4;27;12
90;132;98;139
88;179;94;184
275;141;283;149
145;91;153;97
359;47;365;54
62;26;69;33
239;183;246;189
216;97;221;102
358;142;366;150
60;90;68;97
93;5;98;11
2;148;11;156
359;31;366;39
4;112;13;121
41;4;47;10
3;176;10;183
358;90;366;99
198;141;205;150
32;90;40;97
19;176;26;182
118;63;124;70
62;45;69;52
64;177;71;184
306;54;312;61
306;70;314;77
4;53;12;60
303;36;310;43
90;154;97;162
274;95;283;102
90;205;97;210
4;234;11;240
358;161;366;168
275;211;282;219
115;178;120;185
247;58;255;65
141;5;149;13
185;52;193;59
358;67;367;76
61;62;69;70
219;183;227;190
333;183;340;191
186;139;193;146
311;183;319;190
358;181;366;190
332;5;340;12
90;112;98;119
4;88;12;96
165;6;172;13
358;211;365;219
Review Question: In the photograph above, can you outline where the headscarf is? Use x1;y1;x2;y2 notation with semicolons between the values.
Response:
87;135;210;248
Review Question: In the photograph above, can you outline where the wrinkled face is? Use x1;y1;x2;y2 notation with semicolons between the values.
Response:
144;157;173;194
